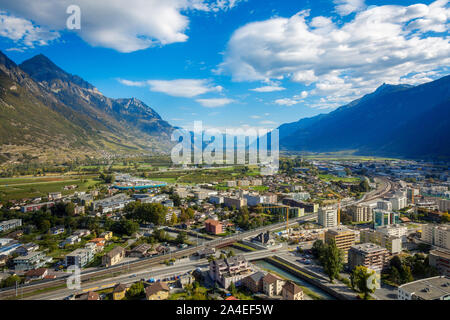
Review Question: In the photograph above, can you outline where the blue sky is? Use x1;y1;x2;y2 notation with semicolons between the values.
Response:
0;0;448;132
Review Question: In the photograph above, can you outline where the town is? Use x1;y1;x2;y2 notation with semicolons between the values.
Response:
0;156;448;301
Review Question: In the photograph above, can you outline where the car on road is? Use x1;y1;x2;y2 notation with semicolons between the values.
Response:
130;274;137;278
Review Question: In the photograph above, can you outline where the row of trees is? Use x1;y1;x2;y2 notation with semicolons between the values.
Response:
386;254;438;285
312;239;344;283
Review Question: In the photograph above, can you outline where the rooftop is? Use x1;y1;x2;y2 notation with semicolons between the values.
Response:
399;276;450;300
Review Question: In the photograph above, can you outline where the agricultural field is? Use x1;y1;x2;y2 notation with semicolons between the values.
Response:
318;174;360;183
0;175;100;201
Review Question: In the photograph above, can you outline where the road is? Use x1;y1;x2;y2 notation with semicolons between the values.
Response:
27;248;286;300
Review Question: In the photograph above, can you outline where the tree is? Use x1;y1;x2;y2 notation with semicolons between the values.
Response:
126;281;144;298
312;239;326;260
0;275;22;288
350;266;376;300
322;240;344;283
227;250;235;258
228;281;237;296
170;212;178;226
176;231;187;244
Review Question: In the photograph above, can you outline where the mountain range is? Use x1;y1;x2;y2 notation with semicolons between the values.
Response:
0;51;174;165
278;75;450;160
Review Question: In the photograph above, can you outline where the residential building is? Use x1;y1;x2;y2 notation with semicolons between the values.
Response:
20;202;55;213
209;195;224;205
65;248;94;268
100;231;113;241
422;224;450;250
112;283;128;300
377;200;392;211
77;291;100;300
398;276;450;300
281;198;318;213
242;271;265;293
360;228;402;254
429;249;450;277
14;251;50;271
25;268;48;280
350;204;374;222
389;196;407;211
348;243;390;272
209;255;252;288
438;199;450;213
128;244;152;258
205;219;223;235
325;227;357;262
50;226;65;235
102;246;125;267
282;281;304;300
145;282;170;300
262;273;284;297
48;192;62;201
0;219;22;232
376;224;408;242
318;206;338;228
223;197;247;210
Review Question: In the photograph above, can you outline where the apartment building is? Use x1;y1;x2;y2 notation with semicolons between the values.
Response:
438;199;450;213
14;251;50;271
325;227;357;262
281;198;318;213
209;255;252;288
398;276;450;300
205;219;223;235
377;200;393;211
360;228;402;254
0;219;22;232
348;243;390;272
350;204;374;222
262;273;284;297
66;248;94;268
422;224;450;250
282;281;304;300
223;197;247;210
429;249;450;277
389;196;407;211
376;224;408;242
242;271;265;293
318;206;338;228
102;246;125;267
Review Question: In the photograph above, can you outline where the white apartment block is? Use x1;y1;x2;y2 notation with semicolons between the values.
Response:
422;224;450;250
318;207;338;228
389;196;407;211
438;199;450;213
377;200;392;211
376;224;408;242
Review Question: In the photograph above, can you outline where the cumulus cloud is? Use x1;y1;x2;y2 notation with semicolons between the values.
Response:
118;78;223;98
0;11;59;49
250;85;285;92
0;0;242;52
274;98;300;106
333;0;366;16
196;98;234;107
220;1;450;105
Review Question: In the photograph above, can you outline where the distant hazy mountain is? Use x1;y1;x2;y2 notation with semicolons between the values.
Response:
0;51;174;164
279;75;450;160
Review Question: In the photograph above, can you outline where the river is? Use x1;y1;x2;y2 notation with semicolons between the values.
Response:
252;260;336;300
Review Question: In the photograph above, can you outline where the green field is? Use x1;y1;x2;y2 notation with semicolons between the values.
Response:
0;175;99;201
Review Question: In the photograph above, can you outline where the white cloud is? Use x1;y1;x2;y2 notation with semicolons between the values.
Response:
0;11;59;49
0;0;242;52
118;78;223;98
117;79;147;87
220;1;450;105
274;98;300;106
148;79;223;98
333;0;366;16
250;115;260;119
196;98;234;107
250;85;285;92
260;120;276;125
